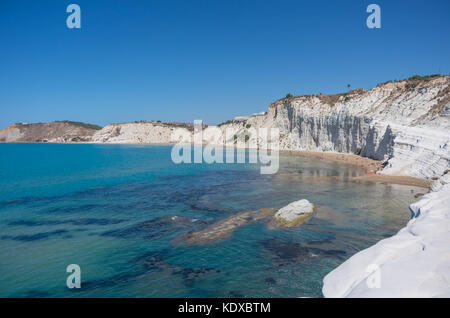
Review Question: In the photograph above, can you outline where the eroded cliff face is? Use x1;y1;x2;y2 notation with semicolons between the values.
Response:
221;76;450;179
92;76;450;179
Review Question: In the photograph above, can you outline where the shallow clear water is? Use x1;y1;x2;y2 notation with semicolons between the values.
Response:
0;144;423;297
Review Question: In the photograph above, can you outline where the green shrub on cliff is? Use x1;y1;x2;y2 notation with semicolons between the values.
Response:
285;93;293;99
62;121;102;130
407;74;443;82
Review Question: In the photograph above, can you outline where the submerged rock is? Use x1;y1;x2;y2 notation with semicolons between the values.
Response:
176;208;277;245
81;251;223;291
265;277;277;286
1;229;70;242
271;199;315;228
101;215;207;240
261;238;346;265
228;290;244;298
177;201;318;245
132;251;221;287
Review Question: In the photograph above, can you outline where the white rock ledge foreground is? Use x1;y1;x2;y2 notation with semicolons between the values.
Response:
323;173;450;297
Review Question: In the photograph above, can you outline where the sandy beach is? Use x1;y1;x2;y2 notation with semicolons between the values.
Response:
351;174;432;188
284;150;431;189
284;150;381;170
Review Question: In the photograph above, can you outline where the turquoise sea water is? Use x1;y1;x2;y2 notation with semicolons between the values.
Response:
0;144;422;297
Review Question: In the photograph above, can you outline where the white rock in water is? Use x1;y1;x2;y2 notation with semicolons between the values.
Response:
275;199;314;222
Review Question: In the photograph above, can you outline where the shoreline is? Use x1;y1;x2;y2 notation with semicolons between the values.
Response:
282;149;431;189
283;149;381;171
1;141;431;189
351;174;431;188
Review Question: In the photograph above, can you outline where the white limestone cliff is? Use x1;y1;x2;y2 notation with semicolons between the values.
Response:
92;76;450;180
230;75;450;179
91;122;193;144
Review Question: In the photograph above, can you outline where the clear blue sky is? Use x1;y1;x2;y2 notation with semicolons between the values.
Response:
1;0;449;128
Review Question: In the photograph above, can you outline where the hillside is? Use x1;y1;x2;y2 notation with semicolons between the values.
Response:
0;121;102;143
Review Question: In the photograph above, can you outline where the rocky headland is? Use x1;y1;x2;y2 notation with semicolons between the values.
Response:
0;121;102;143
